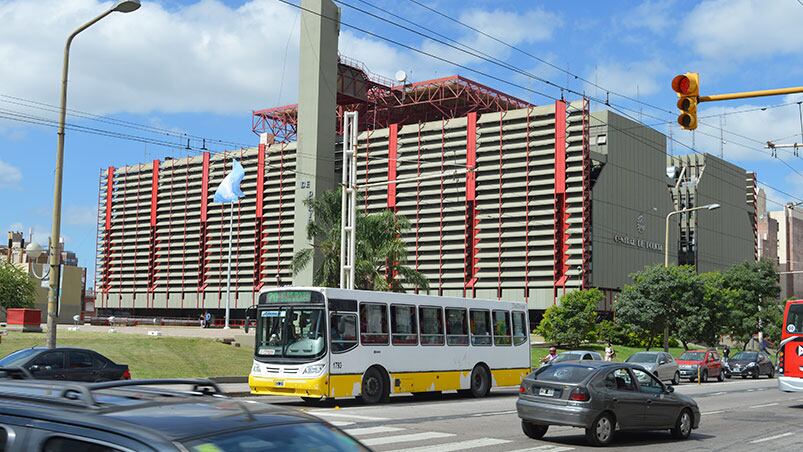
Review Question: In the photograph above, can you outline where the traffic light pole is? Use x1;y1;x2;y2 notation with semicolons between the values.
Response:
699;86;803;103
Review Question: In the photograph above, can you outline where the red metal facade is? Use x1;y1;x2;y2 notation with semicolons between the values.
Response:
553;100;570;297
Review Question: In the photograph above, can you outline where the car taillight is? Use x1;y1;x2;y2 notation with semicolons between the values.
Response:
569;387;590;401
519;385;527;394
122;369;131;380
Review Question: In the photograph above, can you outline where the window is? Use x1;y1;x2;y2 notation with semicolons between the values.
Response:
69;351;93;369
33;352;65;370
419;307;445;345
391;305;418;345
42;437;123;452
360;303;389;345
493;310;512;346
512;311;527;346
469;309;491;346
633;368;664;394
604;368;635;392
330;313;358;353
184;422;369;452
786;303;803;334
532;364;595;383
93;355;111;369
446;308;469;346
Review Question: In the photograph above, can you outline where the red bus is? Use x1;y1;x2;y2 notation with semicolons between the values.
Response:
779;299;803;392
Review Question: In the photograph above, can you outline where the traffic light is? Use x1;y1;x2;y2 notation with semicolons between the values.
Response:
671;72;699;130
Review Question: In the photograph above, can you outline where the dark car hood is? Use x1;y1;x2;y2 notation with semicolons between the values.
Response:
728;360;754;366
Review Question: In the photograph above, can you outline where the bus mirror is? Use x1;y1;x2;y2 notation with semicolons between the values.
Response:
244;317;250;334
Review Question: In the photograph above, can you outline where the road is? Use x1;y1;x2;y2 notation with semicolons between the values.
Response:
244;378;803;451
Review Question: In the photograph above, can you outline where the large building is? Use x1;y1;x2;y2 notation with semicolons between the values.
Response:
770;206;803;299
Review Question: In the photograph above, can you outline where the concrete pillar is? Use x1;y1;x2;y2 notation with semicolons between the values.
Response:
293;0;340;286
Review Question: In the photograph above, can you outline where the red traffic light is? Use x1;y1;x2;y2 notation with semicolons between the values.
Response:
672;75;690;94
671;73;699;97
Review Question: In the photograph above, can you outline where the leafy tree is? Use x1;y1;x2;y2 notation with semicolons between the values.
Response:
537;288;602;348
0;261;36;315
292;188;428;292
675;272;727;348
720;259;780;348
615;265;704;351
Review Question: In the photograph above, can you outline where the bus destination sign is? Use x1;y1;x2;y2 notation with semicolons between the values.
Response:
261;290;323;304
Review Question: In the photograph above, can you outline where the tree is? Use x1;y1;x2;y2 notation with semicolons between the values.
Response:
292;188;428;292
675;272;726;348
536;289;602;348
0;261;36;314
615;265;704;350
720;259;780;348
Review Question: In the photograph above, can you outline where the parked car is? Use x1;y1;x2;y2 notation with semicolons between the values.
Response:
0;378;368;451
517;361;700;447
677;349;724;383
0;347;130;382
625;351;680;385
549;350;603;364
728;351;775;379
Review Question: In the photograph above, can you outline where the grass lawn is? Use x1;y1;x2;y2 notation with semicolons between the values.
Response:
531;343;693;366
0;330;254;379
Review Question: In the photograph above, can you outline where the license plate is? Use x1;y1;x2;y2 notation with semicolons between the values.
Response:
275;380;284;387
538;387;554;397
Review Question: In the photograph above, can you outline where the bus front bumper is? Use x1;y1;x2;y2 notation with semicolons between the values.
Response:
778;376;803;392
249;374;329;398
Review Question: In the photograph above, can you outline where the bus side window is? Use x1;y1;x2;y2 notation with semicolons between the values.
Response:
493;310;512;346
469;309;492;346
446;308;469;346
360;303;389;345
419;306;445;345
391;305;418;345
512;311;528;346
330;313;358;353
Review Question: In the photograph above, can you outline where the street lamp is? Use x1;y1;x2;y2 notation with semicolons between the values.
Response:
661;202;721;351
25;242;50;280
46;0;140;349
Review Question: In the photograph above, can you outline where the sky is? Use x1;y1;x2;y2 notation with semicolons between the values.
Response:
2;0;803;286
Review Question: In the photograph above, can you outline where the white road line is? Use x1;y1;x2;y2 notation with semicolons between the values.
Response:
749;432;794;444
306;411;389;421
505;446;575;452
701;410;725;415
362;431;455;446
330;421;355;427
343;426;405;436
384;437;511;452
711;391;727;396
750;402;779;408
470;410;518;417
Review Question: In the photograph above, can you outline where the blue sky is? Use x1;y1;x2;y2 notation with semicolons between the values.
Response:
2;0;803;285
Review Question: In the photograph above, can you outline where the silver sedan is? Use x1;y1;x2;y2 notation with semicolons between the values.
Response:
517;362;700;447
626;351;680;385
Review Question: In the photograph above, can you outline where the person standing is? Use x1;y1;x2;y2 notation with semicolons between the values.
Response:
604;342;616;362
541;346;558;365
722;344;731;361
204;312;212;329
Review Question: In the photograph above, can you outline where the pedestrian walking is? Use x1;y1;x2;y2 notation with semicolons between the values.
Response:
604;341;616;362
722;344;730;361
199;313;205;328
204;312;212;329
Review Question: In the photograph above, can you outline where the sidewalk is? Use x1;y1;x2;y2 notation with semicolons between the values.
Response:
54;323;254;340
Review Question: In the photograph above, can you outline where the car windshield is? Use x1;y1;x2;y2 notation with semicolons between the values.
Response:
627;352;658;363
531;364;595;383
185;422;369;452
0;348;39;367
679;351;706;361
732;351;757;361
255;307;326;360
553;353;583;363
787;303;803;334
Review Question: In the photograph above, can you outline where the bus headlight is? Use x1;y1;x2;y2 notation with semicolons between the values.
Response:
303;364;326;375
252;363;261;375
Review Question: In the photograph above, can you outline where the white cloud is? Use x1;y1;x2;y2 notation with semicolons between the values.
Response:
586;60;668;98
0;159;22;188
681;0;803;61
0;0;301;115
64;205;98;226
620;1;675;34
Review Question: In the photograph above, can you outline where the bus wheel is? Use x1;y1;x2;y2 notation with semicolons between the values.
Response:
468;364;491;398
361;367;388;404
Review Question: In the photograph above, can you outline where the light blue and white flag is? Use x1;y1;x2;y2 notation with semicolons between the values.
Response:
213;159;245;203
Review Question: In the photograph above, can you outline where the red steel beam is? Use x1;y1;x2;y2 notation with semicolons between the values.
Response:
553;100;569;298
464;112;479;292
387;124;398;210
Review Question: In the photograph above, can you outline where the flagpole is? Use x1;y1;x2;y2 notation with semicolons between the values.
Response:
224;202;234;330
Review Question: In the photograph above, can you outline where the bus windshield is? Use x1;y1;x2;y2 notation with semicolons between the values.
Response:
786;303;803;335
255;307;326;361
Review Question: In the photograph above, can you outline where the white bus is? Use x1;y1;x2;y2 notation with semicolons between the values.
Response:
247;287;531;404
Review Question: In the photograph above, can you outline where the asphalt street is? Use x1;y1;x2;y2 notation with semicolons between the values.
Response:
244;377;803;451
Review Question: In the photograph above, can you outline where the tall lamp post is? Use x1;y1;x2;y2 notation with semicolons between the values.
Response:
46;0;141;349
662;203;721;351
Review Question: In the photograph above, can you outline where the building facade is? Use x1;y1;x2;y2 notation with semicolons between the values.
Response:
770;206;803;299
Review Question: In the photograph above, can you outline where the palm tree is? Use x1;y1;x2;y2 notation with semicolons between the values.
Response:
292;188;429;292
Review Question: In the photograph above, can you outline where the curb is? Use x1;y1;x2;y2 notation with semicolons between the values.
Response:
210;376;248;384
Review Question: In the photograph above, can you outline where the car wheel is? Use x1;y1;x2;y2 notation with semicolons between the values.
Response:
768;367;775;379
468;365;491;398
361;367;388;404
672;371;680;386
671;409;693;440
688;378;695;383
752;370;759;379
521;421;549;440
701;370;708;383
741;375;747;379
717;370;724;382
586;412;615;447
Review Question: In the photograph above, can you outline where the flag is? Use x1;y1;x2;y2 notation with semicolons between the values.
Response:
213;159;245;203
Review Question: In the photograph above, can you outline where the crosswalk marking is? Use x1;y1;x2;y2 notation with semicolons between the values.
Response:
306;410;389;421
361;431;455;446
505;445;575;452
344;426;405;436
383;437;511;452
330;421;355;427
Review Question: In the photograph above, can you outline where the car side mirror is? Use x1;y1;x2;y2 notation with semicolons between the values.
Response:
659;360;667;365
29;365;40;373
665;385;675;393
244;317;250;334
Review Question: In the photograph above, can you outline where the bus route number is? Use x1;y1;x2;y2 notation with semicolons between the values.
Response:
332;362;342;369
